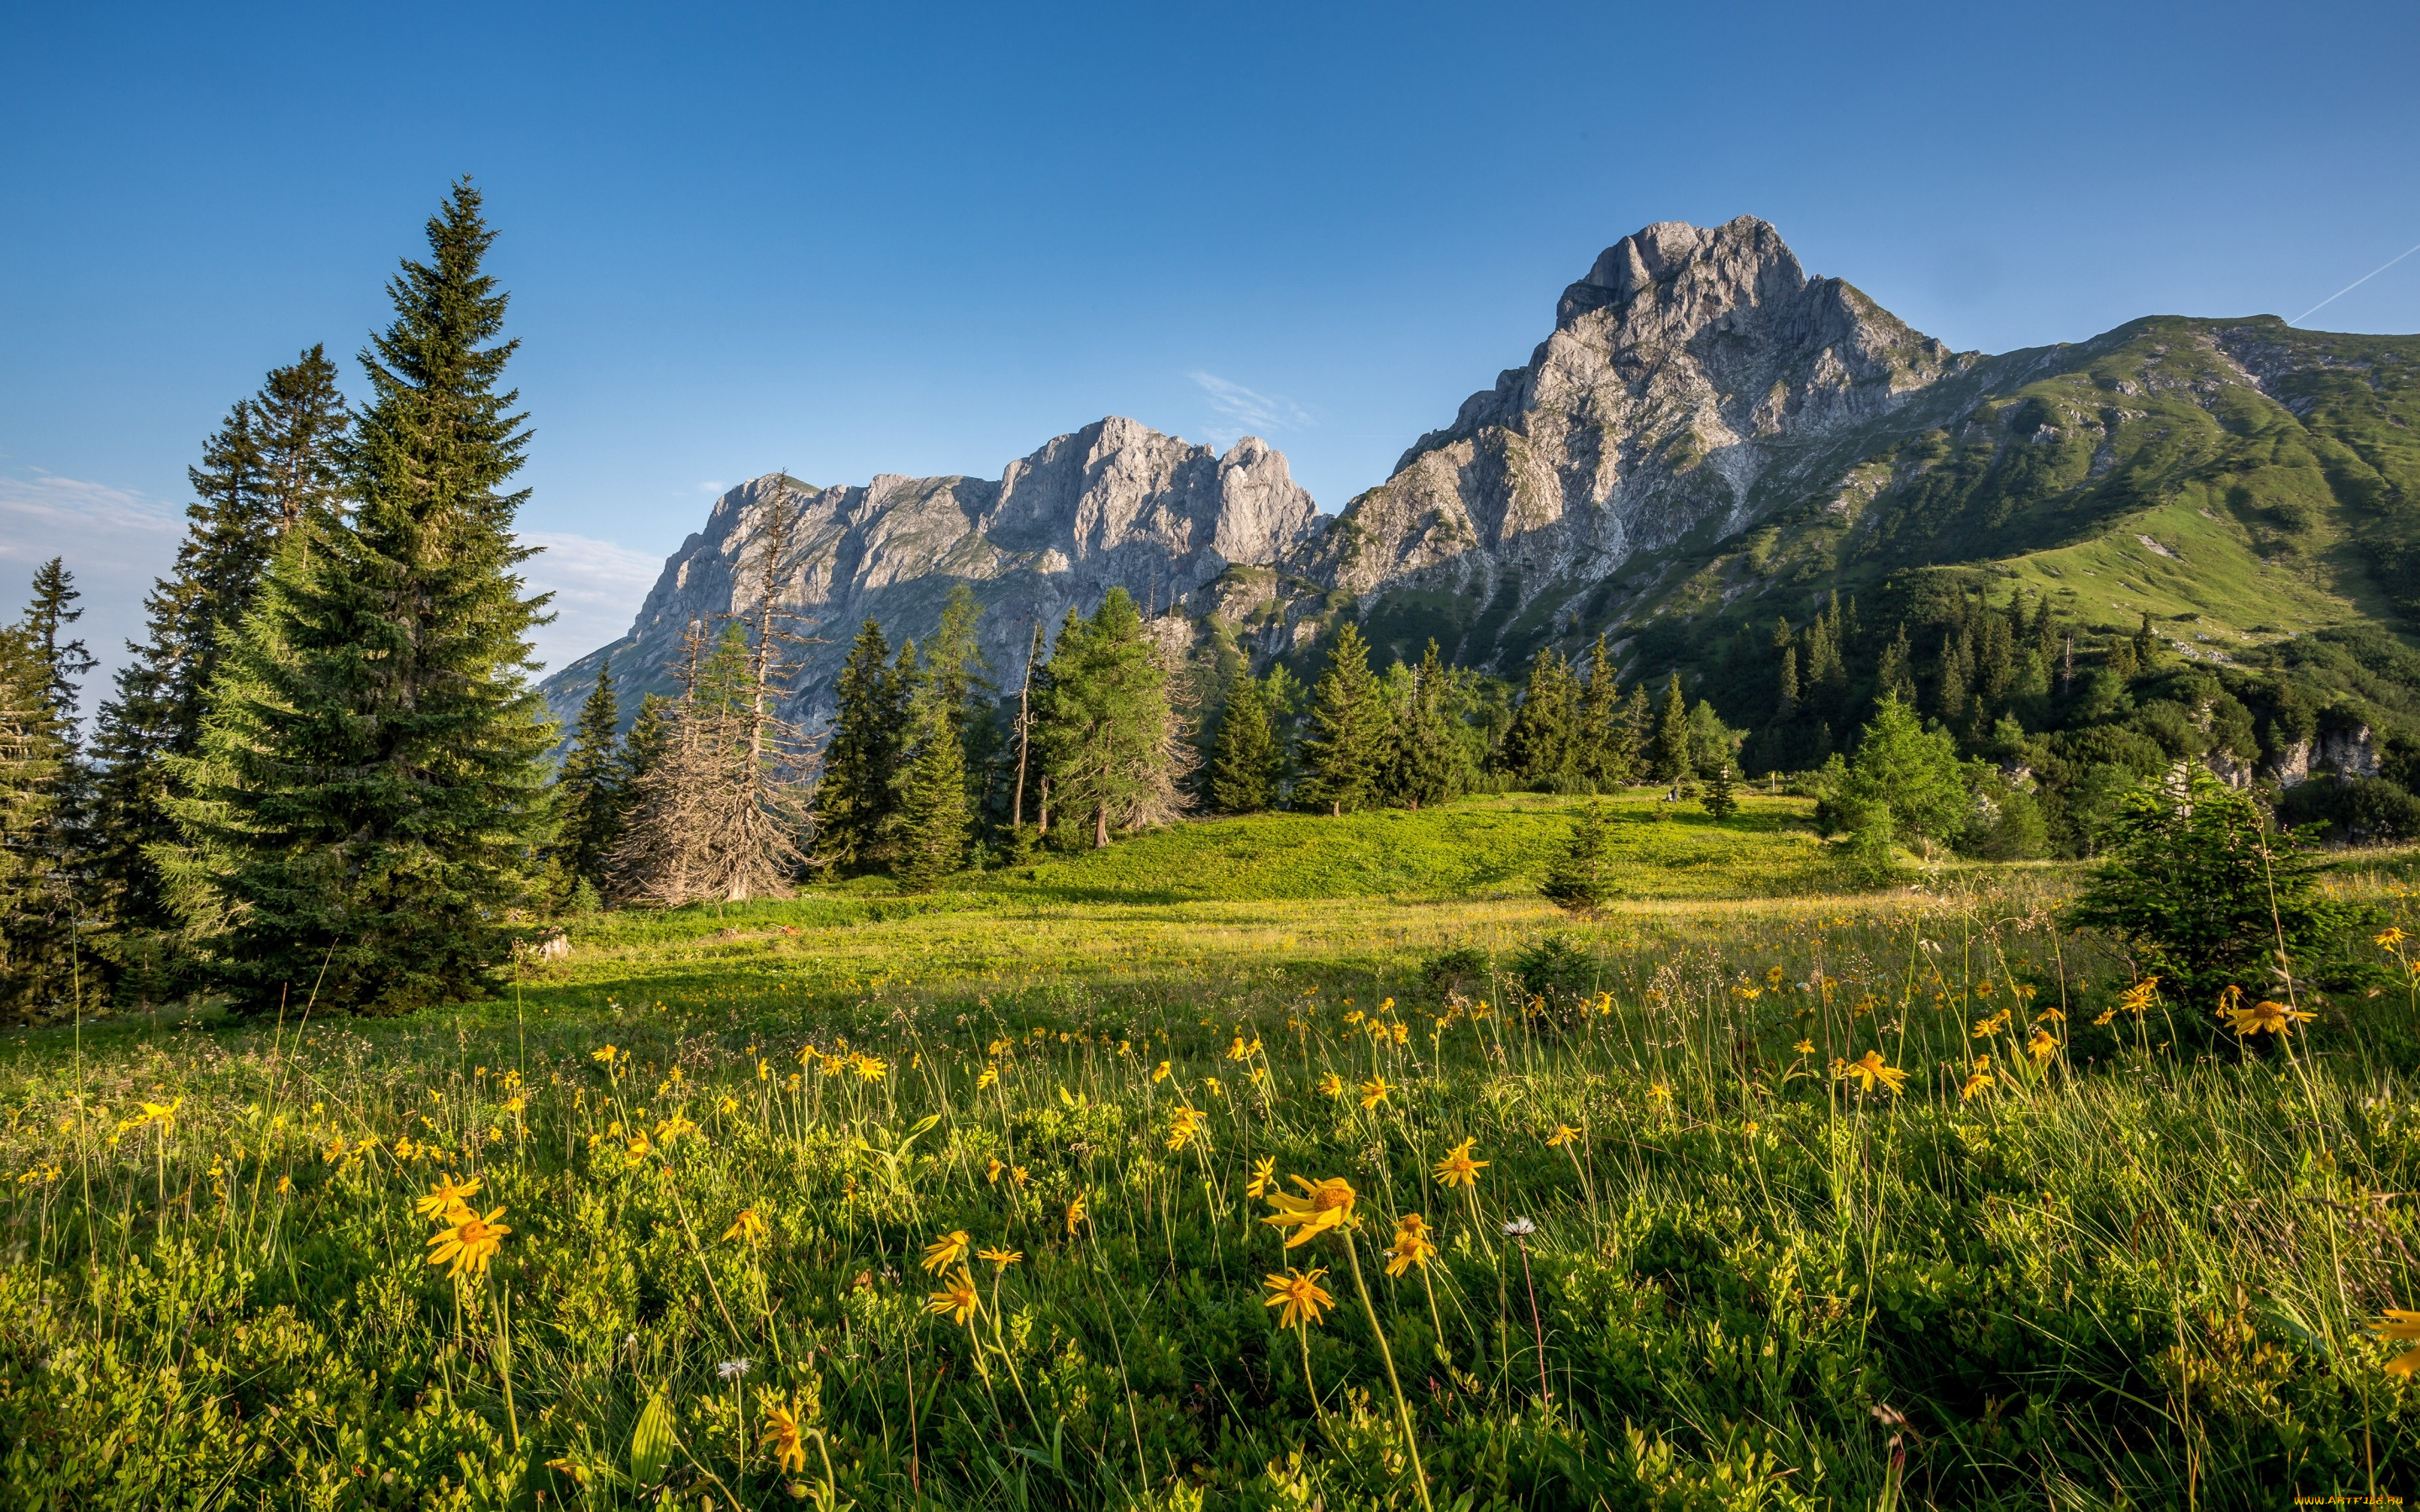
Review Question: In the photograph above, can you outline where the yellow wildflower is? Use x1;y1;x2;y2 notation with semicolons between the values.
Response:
426;1205;511;1279
1065;1190;1088;1236
1261;1175;1356;1248
653;1114;697;1144
413;1173;482;1223
1432;1138;1486;1189
1166;1105;1209;1152
1358;1076;1390;1110
2118;976;2160;1015
1833;1050;1907;1095
724;1208;769;1245
925;1267;981;1326
1317;1072;1344;1100
1792;1040;1815;1056
2373;1308;2420;1374
1262;1266;1334;1329
986;1157;1005;1184
978;1246;1023;1268
2222;996;2311;1037
2027;1028;2060;1063
2376;927;2408;950
921;1230;971;1274
760;1401;807;1473
1545;1125;1578;1147
1960;1058;1994;1100
1383;1213;1436;1277
977;1065;998;1089
1247;1155;1276;1198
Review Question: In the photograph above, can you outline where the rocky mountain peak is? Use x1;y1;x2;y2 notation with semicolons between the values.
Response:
1311;218;1974;629
541;417;1321;732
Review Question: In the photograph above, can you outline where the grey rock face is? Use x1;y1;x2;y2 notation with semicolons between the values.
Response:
1295;215;1974;621
541;417;1320;731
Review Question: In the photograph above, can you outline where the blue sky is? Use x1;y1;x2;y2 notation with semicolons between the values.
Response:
4;1;2417;685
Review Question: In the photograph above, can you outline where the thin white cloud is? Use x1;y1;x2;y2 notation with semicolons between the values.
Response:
518;530;666;674
1189;371;1314;445
697;480;728;496
0;471;185;708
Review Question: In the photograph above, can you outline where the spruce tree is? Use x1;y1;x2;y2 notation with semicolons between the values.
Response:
1704;761;1739;821
1539;802;1612;915
1386;639;1459;809
553;658;627;895
21;559;95;732
169;182;555;1015
1503;648;1578;786
1579;634;1621;785
1209;669;1279;814
0;623;77;1020
922;584;998;826
892;671;971;891
1649;673;1692;786
813;620;908;874
1300;621;1385;815
89;351;348;943
1033;589;1173;847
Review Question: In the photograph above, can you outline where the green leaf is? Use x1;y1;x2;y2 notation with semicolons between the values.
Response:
630;1388;675;1487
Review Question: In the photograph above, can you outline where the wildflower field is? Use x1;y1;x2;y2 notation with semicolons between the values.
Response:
7;801;2420;1509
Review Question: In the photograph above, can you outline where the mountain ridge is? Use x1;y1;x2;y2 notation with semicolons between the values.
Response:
542;218;2420;743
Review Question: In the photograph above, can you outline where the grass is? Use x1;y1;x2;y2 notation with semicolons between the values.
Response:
4;795;2420;1509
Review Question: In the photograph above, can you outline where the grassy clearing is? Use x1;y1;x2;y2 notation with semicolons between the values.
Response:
4;802;2420;1508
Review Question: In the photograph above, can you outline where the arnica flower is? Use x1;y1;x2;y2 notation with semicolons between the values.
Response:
653;1114;698;1144
761;1401;807;1473
2118;976;2161;1015
2372;1308;2420;1374
1384;1214;1436;1276
1358;1076;1391;1110
1262;1266;1334;1329
1261;1176;1357;1248
1433;1138;1487;1189
1165;1105;1209;1152
978;1246;1023;1268
986;1157;1006;1184
1247;1156;1276;1198
1065;1191;1088;1236
426;1205;511;1279
926;1267;981;1325
977;1065;999;1090
853;1055;888;1082
1545;1125;1579;1147
413;1173;482;1223
590;1045;618;1065
136;1098;182;1131
723;1208;769;1245
1010;1164;1029;1189
1792;1040;1816;1057
624;1131;653;1159
1647;1081;1672;1106
1151;1061;1171;1084
2223;996;2312;1037
921;1230;971;1273
1971;1010;2012;1038
2376;927;2408;951
1960;1058;1995;1100
2026;1028;2061;1064
1317;1072;1345;1100
1834;1051;1908;1095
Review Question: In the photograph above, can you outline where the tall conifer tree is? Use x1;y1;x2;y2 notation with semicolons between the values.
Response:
1301;622;1384;816
892;669;971;891
0;624;76;1019
170;182;554;1014
813;620;909;874
1649;673;1693;786
1033;589;1173;847
553;658;627;894
1389;640;1458;809
1209;669;1280;814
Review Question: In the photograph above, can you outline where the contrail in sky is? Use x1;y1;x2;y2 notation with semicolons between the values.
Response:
2293;236;2420;325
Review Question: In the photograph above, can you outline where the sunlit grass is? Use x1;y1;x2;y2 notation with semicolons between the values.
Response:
4;827;2420;1507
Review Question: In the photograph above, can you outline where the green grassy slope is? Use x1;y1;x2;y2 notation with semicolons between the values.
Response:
967;790;1826;903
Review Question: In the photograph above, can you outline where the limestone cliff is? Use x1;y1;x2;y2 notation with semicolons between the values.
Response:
542;417;1319;728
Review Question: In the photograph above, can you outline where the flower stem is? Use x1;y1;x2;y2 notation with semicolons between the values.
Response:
1343;1230;1433;1512
490;1283;521;1452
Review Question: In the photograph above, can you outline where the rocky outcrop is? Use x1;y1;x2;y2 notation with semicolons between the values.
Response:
1294;217;1975;612
543;417;1320;730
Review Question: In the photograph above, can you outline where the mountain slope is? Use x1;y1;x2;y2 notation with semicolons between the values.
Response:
543;417;1319;728
1274;219;2420;685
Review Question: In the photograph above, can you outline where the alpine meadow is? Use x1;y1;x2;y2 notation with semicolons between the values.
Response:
16;168;2420;1512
